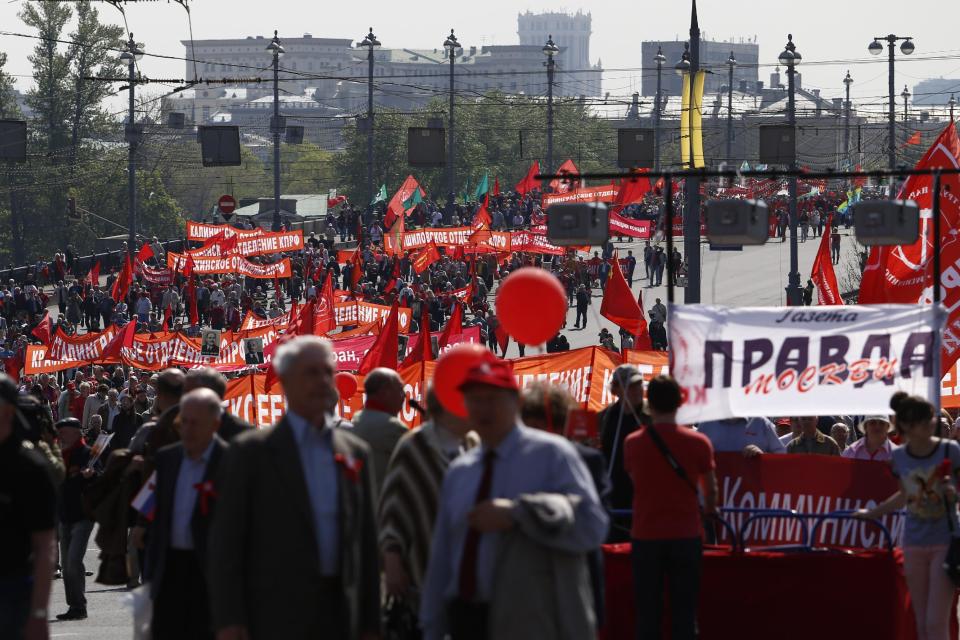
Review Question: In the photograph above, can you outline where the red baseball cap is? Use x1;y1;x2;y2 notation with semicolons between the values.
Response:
458;358;519;393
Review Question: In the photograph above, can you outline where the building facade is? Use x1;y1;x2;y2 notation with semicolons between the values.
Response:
640;39;760;99
517;10;602;97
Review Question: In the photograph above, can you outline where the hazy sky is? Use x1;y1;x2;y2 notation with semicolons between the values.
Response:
1;0;958;110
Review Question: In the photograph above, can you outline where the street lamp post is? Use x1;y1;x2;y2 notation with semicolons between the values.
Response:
266;31;285;231
843;71;853;165
726;51;736;165
901;84;911;121
359;28;380;211
444;29;460;204
653;46;665;171
779;34;803;306
868;34;914;170
950;94;956;124
119;34;143;257
543;35;559;177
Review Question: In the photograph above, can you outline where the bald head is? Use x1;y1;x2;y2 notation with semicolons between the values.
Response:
364;368;405;416
179;388;223;458
155;368;185;413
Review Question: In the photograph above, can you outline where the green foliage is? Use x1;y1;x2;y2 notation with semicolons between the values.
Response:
333;91;618;204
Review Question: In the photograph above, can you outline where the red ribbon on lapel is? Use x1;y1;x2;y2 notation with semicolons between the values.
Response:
193;480;218;516
334;452;363;484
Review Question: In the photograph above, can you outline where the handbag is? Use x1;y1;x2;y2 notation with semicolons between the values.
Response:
941;443;960;586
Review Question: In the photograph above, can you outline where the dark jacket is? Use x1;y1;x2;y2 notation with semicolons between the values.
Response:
109;409;144;452
598;401;649;513
209;418;380;639
59;443;93;523
144;436;227;599
218;412;254;442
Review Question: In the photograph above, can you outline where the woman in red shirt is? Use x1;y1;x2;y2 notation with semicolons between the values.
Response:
623;376;717;640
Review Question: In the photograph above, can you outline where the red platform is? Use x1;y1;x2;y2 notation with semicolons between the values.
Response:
600;543;957;640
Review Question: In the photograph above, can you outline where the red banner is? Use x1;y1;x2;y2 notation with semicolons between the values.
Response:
608;212;653;239
716;453;902;548
332;327;480;371
189;229;304;257
186;222;266;241
167;253;291;279
542;184;618;208
509;231;568;256
137;264;176;285
388;227;511;253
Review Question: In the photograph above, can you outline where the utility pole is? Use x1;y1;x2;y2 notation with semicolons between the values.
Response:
543;35;559;177
684;0;701;303
266;31;284;231
359;28;380;209
868;34;914;171
120;34;143;257
653;46;665;172
444;29;459;204
901;84;911;121
780;34;802;306
950;94;956;124
726;51;736;165
843;71;853;166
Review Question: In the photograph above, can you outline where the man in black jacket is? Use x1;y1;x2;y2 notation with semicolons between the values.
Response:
55;418;96;620
597;365;650;541
145;389;227;639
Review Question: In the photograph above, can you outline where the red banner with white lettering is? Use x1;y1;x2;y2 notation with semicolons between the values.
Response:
188;229;304;257
167;253;292;279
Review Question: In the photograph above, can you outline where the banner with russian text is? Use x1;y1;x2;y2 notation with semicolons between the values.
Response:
608;212;654;239
716;453;902;548
167;253;291;279
542;185;619;208
387;227;511;253
672;304;944;423
186;222;265;241
189;229;304;257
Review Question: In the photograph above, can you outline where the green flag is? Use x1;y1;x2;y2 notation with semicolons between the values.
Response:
473;173;489;202
370;184;387;205
461;177;472;203
402;188;423;210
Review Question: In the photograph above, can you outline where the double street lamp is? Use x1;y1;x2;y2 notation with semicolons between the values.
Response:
901;84;911;121
778;34;802;306
543;35;559;177
868;35;914;170
119;33;144;257
443;29;461;204
266;31;285;231
358;28;380;210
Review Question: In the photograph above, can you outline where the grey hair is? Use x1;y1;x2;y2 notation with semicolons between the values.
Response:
180;387;224;419
273;335;336;377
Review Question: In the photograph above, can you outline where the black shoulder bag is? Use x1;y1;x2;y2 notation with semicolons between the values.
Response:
645;425;698;494
941;441;960;586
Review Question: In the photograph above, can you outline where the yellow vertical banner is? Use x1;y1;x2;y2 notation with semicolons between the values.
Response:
680;73;691;167
692;70;706;168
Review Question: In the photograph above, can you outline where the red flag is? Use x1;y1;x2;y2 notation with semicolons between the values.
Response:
162;304;173;330
474;195;492;227
31;312;52;346
181;254;196;280
600;253;647;335
186;280;199;325
860;123;960;374
111;254;133;302
493;177;500;196
549;159;580;193
438;300;463;349
4;350;23;382
400;304;433;367
101;320;137;361
493;321;509;356
135;244;154;265
386;175;425;223
633;290;653;350
811;215;843;306
273;274;284;304
411;243;441;274
905;131;922;146
356;301;399;374
315;274;336;335
515;161;541;196
611;170;653;214
88;261;101;287
349;249;364;290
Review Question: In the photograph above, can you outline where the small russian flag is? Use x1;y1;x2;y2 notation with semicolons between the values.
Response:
131;471;157;521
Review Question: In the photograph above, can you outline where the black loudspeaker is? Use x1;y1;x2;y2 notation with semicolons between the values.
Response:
758;125;796;165
705;199;770;245
852;200;920;246
199;126;242;167
408;127;445;166
617;128;654;168
0;120;28;162
167;112;186;129
285;125;304;144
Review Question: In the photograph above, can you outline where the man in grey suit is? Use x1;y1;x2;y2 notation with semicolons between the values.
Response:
209;336;381;640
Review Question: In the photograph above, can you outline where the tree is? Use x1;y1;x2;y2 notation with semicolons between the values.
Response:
19;0;72;153
0;51;24;264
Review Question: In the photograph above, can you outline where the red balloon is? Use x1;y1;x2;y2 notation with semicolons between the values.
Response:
335;372;358;399
495;267;567;345
433;343;493;418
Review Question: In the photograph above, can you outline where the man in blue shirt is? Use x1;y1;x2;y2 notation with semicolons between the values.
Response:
420;357;609;640
696;417;786;457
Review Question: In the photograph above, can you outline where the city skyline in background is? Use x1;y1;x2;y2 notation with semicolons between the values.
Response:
0;0;959;113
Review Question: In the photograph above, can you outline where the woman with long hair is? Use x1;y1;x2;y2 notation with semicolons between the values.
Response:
857;394;960;640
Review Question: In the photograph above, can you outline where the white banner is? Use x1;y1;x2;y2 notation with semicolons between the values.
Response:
672;304;944;423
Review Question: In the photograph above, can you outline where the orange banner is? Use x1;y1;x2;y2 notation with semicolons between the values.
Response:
387;227;511;253
186;222;266;241
167;253;292;278
542;184;619;208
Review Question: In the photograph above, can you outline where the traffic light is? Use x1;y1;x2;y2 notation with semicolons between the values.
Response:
66;197;80;220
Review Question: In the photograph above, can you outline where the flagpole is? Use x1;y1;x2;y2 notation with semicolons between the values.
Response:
932;170;943;416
